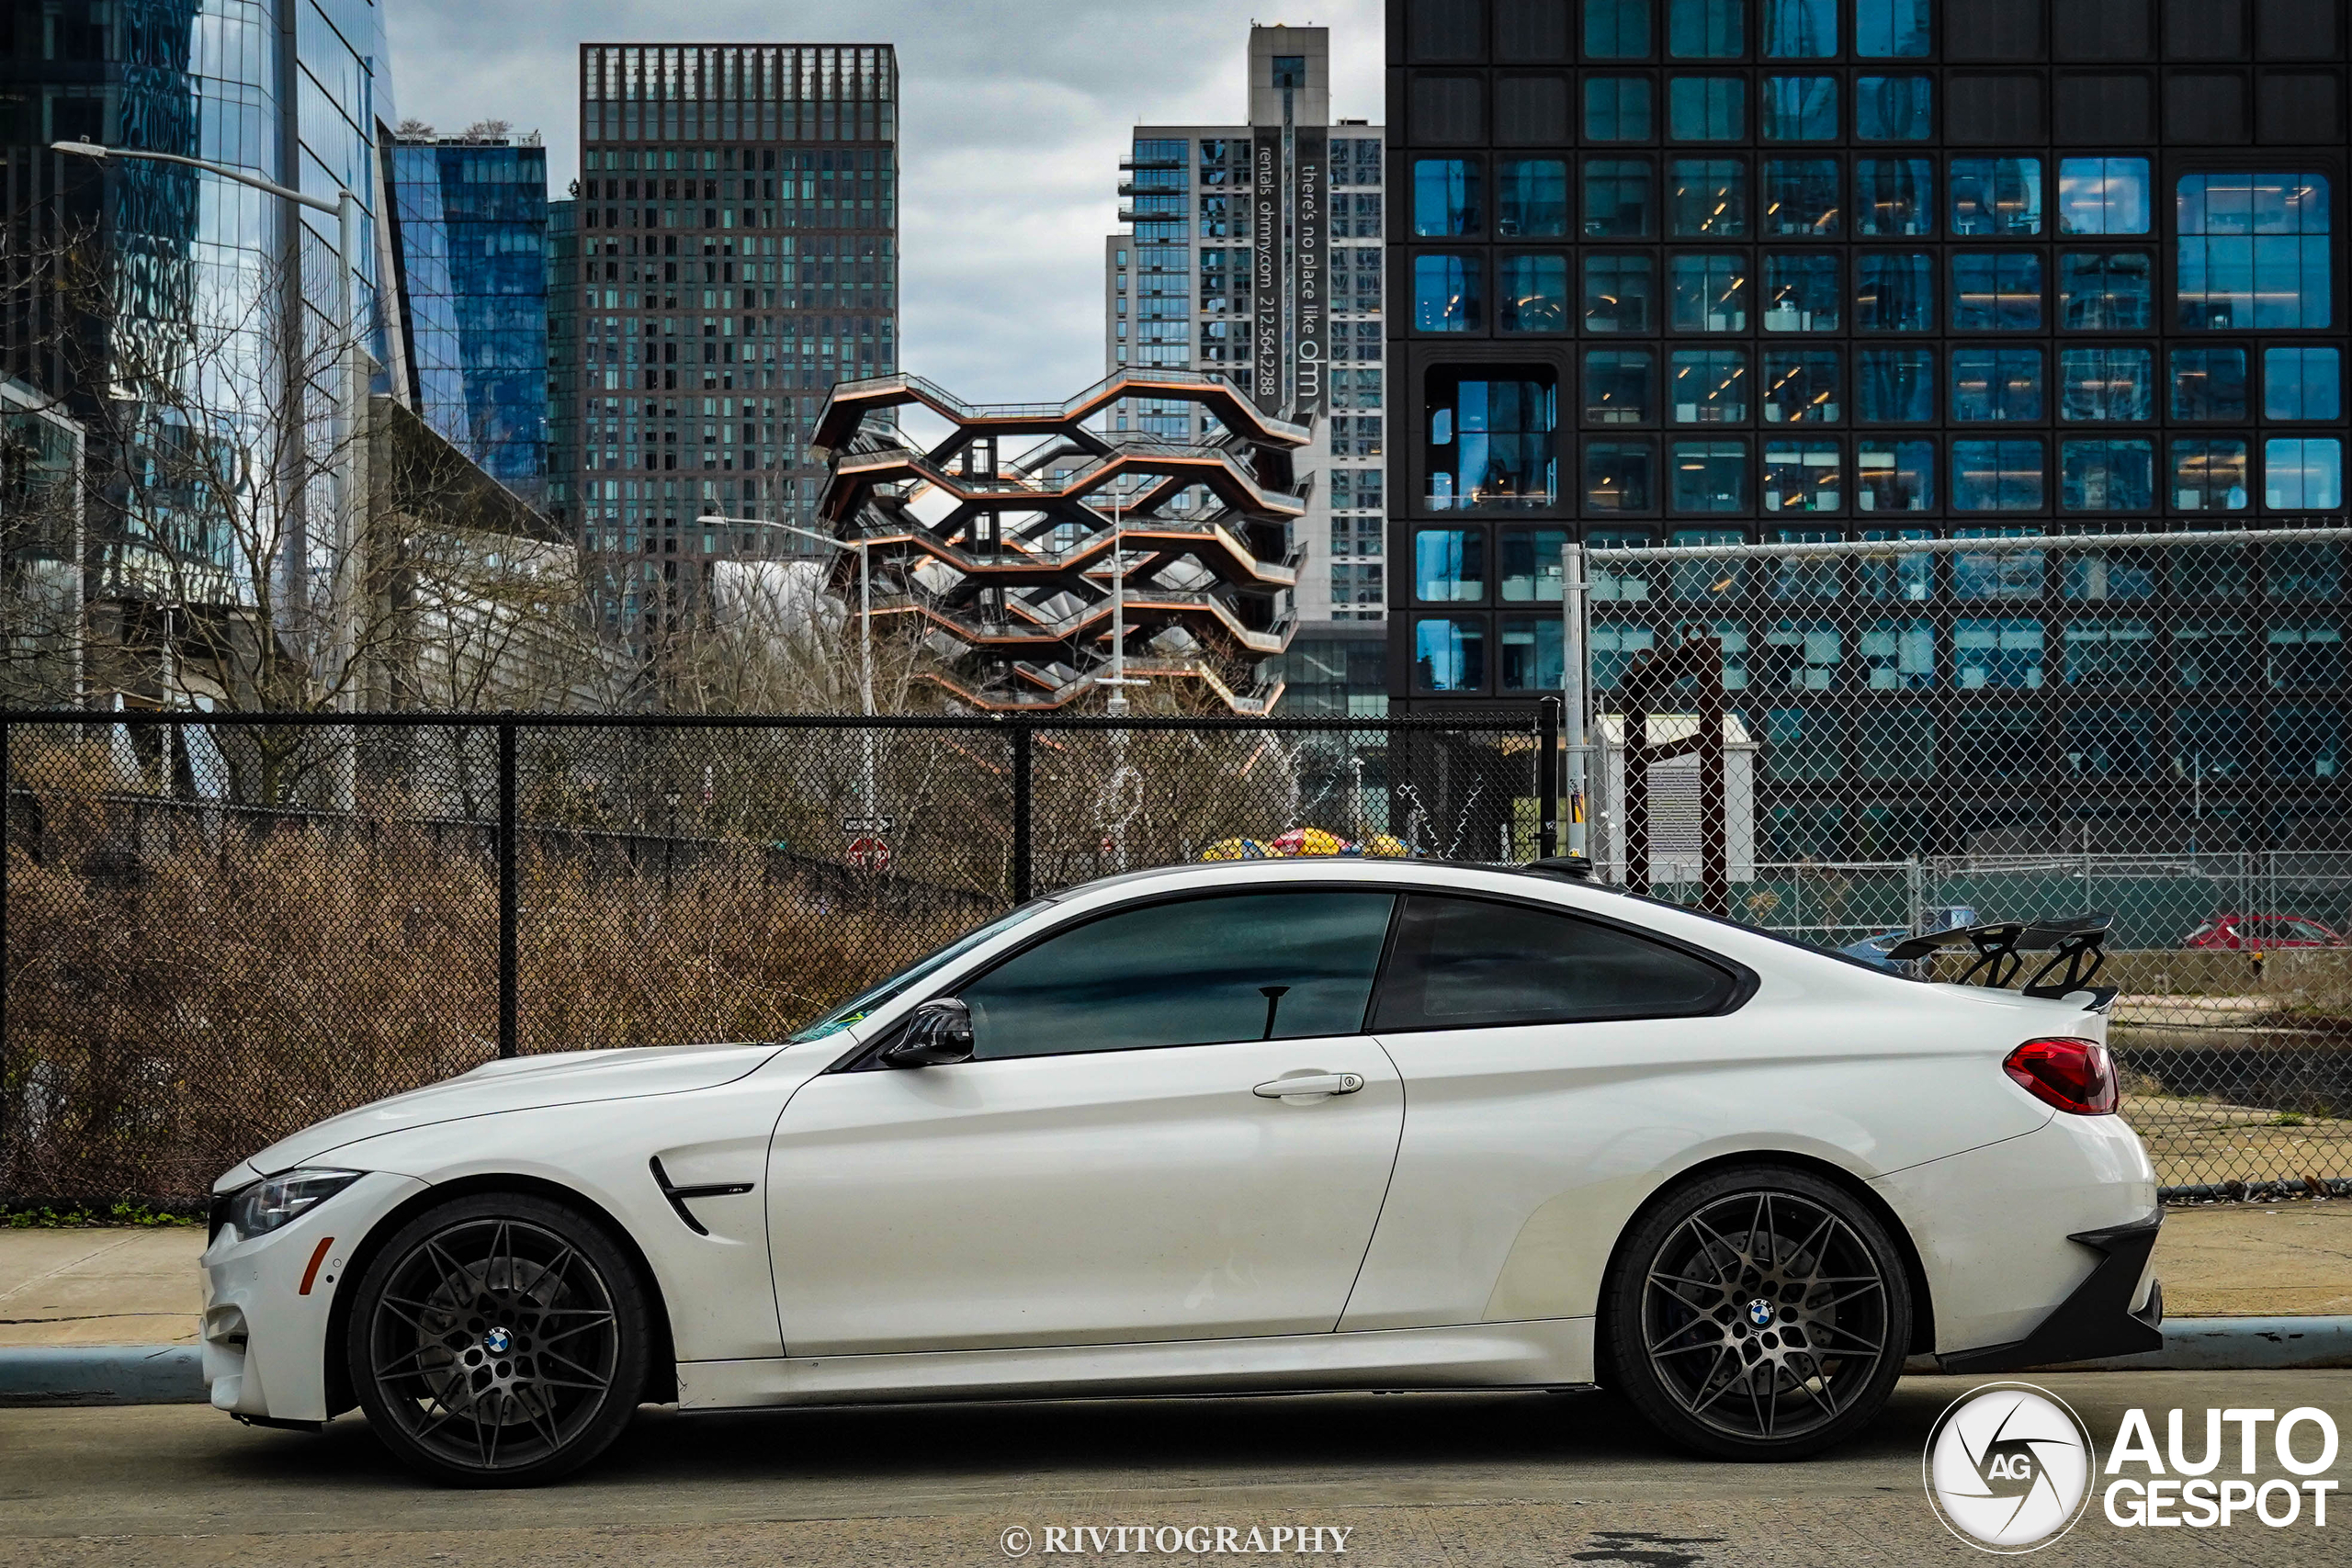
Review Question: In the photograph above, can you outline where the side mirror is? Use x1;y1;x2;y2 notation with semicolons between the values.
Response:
879;998;974;1067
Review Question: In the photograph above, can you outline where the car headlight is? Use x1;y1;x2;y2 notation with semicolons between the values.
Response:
224;1168;363;1240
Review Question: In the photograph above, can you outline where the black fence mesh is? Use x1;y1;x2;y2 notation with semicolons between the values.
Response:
1587;532;2352;1200
9;694;2345;1207
1;714;1538;1204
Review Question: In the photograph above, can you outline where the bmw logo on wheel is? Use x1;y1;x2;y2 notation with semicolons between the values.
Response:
1924;1382;2097;1553
1746;1299;1775;1328
483;1326;514;1355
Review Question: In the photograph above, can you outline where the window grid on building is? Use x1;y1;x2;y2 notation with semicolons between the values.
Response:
573;42;899;637
1387;0;2349;703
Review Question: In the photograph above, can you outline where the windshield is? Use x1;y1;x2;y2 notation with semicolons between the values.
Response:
786;898;1059;1043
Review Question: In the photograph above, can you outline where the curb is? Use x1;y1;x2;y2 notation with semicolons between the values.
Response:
2039;1315;2352;1373
3;1320;2349;1409
0;1344;206;1407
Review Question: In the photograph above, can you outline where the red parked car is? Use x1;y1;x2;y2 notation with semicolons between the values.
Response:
2182;914;2348;949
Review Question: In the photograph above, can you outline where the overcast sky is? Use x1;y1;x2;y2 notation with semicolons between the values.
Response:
387;1;1385;401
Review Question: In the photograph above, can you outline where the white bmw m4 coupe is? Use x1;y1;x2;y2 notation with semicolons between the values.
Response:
201;857;2163;1484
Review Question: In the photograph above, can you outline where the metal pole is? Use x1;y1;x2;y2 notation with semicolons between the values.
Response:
1561;542;1589;856
322;189;364;813
497;716;518;1060
1536;696;1560;860
1106;485;1127;716
69;421;85;710
334;186;362;710
1585;525;2352;563
1;717;9;1165
857;537;876;813
856;538;874;717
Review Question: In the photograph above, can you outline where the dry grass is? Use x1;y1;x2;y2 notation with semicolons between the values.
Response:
3;802;976;1202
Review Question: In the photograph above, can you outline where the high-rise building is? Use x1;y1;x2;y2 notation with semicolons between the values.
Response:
1103;25;1391;714
0;0;396;593
1385;0;2347;721
571;42;899;644
545;197;581;536
387;131;550;504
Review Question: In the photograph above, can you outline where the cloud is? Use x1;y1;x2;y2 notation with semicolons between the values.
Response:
383;0;1382;400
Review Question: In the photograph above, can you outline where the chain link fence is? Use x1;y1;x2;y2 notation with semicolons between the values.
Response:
14;536;2352;1213
1;712;1540;1204
1574;527;2352;1198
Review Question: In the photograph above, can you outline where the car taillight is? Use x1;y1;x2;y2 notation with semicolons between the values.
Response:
2004;1037;2120;1115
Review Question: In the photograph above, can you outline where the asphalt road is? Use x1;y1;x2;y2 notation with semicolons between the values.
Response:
3;1371;2346;1566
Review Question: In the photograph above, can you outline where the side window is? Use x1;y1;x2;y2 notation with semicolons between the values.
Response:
957;892;1396;1060
1373;895;1736;1031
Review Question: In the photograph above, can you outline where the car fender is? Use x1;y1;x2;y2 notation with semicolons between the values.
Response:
291;1042;839;1365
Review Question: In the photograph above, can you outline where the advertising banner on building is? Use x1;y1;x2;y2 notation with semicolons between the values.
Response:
1292;126;1327;418
1251;127;1283;413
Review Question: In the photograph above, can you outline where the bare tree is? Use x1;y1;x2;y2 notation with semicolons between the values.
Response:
0;218;627;796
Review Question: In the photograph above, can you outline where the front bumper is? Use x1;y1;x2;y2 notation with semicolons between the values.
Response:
1937;1213;2165;1372
201;1169;426;1423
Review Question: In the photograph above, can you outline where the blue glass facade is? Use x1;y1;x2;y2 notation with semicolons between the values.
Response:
545;197;579;531
1;0;393;570
390;139;549;502
1387;0;2351;718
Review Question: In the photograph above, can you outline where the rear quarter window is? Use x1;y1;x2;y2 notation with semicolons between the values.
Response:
1372;894;1742;1032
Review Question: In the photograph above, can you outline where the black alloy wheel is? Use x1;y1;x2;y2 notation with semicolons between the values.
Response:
1606;1165;1913;1461
348;1192;650;1485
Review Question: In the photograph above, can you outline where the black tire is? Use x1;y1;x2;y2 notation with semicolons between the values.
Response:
1603;1164;1913;1461
346;1191;651;1486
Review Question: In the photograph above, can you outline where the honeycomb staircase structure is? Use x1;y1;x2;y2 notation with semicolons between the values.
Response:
810;368;1313;712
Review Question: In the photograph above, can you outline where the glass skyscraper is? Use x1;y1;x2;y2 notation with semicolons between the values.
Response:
1104;26;1392;713
0;0;393;587
571;42;899;643
389;134;550;503
545;197;580;535
1382;0;2351;862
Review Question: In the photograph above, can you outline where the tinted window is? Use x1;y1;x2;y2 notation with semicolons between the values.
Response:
958;892;1395;1059
1372;895;1736;1031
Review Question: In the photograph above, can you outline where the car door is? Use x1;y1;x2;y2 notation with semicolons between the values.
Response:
766;887;1405;1356
1338;892;1754;1333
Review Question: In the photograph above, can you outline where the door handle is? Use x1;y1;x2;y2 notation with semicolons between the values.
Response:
1252;1073;1365;1099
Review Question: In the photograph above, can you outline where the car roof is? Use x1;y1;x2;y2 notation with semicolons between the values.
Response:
1040;855;1618;899
1038;857;1894;980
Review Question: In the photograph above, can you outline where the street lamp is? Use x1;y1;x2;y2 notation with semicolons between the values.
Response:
52;140;368;714
699;510;878;816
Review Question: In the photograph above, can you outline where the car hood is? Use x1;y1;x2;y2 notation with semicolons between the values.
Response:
222;1042;786;1187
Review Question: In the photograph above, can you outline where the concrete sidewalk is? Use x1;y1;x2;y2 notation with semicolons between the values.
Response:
0;1227;204;1347
0;1200;2346;1350
2158;1200;2352;1315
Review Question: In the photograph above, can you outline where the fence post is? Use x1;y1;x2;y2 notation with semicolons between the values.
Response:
1010;718;1033;905
1537;697;1560;861
1560;541;1589;857
497;716;518;1061
1;717;9;1169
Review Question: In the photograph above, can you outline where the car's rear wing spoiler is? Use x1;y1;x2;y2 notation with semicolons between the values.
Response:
1886;912;2117;1009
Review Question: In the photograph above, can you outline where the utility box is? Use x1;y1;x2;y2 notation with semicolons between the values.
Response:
1594;713;1757;884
